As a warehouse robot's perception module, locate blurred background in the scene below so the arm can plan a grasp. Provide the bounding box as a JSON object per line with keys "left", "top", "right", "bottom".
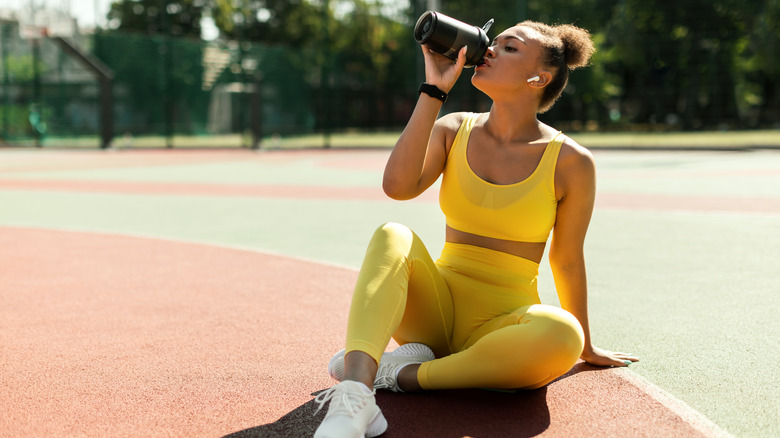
{"left": 0, "top": 0, "right": 778, "bottom": 148}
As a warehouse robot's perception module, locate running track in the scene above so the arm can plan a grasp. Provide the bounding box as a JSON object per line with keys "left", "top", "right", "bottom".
{"left": 3, "top": 147, "right": 776, "bottom": 437}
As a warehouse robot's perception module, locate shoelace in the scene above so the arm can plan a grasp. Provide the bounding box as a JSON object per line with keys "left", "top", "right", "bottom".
{"left": 313, "top": 385, "right": 372, "bottom": 417}
{"left": 375, "top": 356, "right": 419, "bottom": 392}
{"left": 373, "top": 374, "right": 395, "bottom": 391}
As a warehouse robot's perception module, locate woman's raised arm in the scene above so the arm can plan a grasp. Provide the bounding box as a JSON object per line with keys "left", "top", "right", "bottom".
{"left": 382, "top": 46, "right": 467, "bottom": 200}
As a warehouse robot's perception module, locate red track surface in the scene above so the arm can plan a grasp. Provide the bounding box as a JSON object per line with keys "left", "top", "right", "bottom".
{"left": 2, "top": 178, "right": 779, "bottom": 214}
{"left": 2, "top": 227, "right": 716, "bottom": 437}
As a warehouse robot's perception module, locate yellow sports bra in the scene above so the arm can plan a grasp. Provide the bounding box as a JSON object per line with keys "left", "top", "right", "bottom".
{"left": 439, "top": 113, "right": 563, "bottom": 243}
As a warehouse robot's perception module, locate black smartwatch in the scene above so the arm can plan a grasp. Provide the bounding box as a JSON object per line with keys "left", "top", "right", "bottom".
{"left": 418, "top": 83, "right": 448, "bottom": 103}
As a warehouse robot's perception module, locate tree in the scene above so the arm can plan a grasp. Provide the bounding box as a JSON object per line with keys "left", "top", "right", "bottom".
{"left": 206, "top": 0, "right": 418, "bottom": 128}
{"left": 737, "top": 0, "right": 780, "bottom": 124}
{"left": 107, "top": 0, "right": 205, "bottom": 38}
{"left": 328, "top": 0, "right": 417, "bottom": 127}
{"left": 209, "top": 0, "right": 323, "bottom": 45}
{"left": 99, "top": 0, "right": 779, "bottom": 131}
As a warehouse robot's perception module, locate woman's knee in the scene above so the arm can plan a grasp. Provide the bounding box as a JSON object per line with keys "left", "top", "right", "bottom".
{"left": 492, "top": 306, "right": 583, "bottom": 388}
{"left": 522, "top": 304, "right": 585, "bottom": 363}
{"left": 371, "top": 222, "right": 413, "bottom": 243}
{"left": 375, "top": 222, "right": 413, "bottom": 239}
{"left": 368, "top": 222, "right": 415, "bottom": 254}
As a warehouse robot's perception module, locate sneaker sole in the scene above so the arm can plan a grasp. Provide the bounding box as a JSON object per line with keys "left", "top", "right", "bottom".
{"left": 313, "top": 381, "right": 388, "bottom": 438}
{"left": 366, "top": 409, "right": 388, "bottom": 437}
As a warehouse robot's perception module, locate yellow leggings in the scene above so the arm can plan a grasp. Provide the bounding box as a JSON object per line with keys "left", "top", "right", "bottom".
{"left": 345, "top": 223, "right": 584, "bottom": 390}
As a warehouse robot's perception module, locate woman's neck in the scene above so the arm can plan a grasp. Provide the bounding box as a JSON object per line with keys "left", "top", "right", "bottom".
{"left": 484, "top": 99, "right": 543, "bottom": 144}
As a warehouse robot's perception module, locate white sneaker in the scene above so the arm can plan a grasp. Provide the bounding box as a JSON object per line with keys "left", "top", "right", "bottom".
{"left": 327, "top": 343, "right": 435, "bottom": 392}
{"left": 313, "top": 381, "right": 388, "bottom": 438}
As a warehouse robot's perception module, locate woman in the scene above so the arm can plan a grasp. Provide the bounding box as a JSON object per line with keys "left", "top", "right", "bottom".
{"left": 313, "top": 20, "right": 638, "bottom": 438}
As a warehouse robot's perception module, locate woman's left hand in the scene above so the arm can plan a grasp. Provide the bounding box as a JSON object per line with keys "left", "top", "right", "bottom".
{"left": 581, "top": 345, "right": 639, "bottom": 367}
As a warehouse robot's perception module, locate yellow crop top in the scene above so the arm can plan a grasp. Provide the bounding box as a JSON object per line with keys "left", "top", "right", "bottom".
{"left": 439, "top": 113, "right": 563, "bottom": 243}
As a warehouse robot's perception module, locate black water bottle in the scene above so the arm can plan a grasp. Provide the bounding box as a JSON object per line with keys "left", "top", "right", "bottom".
{"left": 414, "top": 11, "right": 494, "bottom": 68}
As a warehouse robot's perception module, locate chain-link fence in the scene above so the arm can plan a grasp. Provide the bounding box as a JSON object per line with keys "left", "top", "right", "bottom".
{"left": 1, "top": 2, "right": 778, "bottom": 148}
{"left": 0, "top": 25, "right": 424, "bottom": 148}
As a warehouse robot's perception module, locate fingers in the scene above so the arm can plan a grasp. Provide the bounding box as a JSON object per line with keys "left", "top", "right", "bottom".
{"left": 600, "top": 356, "right": 633, "bottom": 367}
{"left": 616, "top": 352, "right": 640, "bottom": 361}
{"left": 420, "top": 44, "right": 467, "bottom": 92}
{"left": 454, "top": 45, "right": 468, "bottom": 69}
{"left": 582, "top": 347, "right": 640, "bottom": 368}
{"left": 420, "top": 44, "right": 466, "bottom": 61}
{"left": 611, "top": 353, "right": 640, "bottom": 367}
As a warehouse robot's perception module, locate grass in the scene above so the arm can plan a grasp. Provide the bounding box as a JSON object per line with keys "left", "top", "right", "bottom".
{"left": 569, "top": 130, "right": 780, "bottom": 149}
{"left": 4, "top": 129, "right": 780, "bottom": 150}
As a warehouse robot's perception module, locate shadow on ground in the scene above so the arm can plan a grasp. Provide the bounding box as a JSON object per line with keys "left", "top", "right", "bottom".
{"left": 223, "top": 363, "right": 601, "bottom": 437}
{"left": 224, "top": 388, "right": 548, "bottom": 438}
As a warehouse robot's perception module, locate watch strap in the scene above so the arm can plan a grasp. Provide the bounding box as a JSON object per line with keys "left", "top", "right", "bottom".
{"left": 418, "top": 83, "right": 448, "bottom": 103}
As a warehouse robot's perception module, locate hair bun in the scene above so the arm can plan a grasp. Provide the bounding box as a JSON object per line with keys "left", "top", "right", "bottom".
{"left": 556, "top": 24, "right": 595, "bottom": 69}
{"left": 515, "top": 20, "right": 595, "bottom": 113}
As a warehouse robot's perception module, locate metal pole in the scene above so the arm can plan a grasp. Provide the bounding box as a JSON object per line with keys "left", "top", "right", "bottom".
{"left": 239, "top": 15, "right": 246, "bottom": 148}
{"left": 1, "top": 23, "right": 9, "bottom": 140}
{"left": 161, "top": 0, "right": 173, "bottom": 148}
{"left": 100, "top": 77, "right": 113, "bottom": 149}
{"left": 321, "top": 0, "right": 331, "bottom": 148}
{"left": 51, "top": 36, "right": 114, "bottom": 148}
{"left": 32, "top": 38, "right": 41, "bottom": 147}
{"left": 250, "top": 73, "right": 262, "bottom": 150}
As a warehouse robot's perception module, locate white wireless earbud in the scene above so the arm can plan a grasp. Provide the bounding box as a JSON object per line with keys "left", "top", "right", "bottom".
{"left": 527, "top": 75, "right": 541, "bottom": 83}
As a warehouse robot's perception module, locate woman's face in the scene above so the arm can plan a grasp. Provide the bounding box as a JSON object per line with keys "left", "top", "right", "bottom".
{"left": 472, "top": 25, "right": 545, "bottom": 94}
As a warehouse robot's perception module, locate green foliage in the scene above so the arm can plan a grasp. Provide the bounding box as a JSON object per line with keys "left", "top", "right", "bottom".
{"left": 107, "top": 0, "right": 205, "bottom": 37}
{"left": 15, "top": 0, "right": 770, "bottom": 142}
{"left": 208, "top": 0, "right": 413, "bottom": 84}
{"left": 4, "top": 54, "right": 43, "bottom": 81}
{"left": 430, "top": 0, "right": 778, "bottom": 128}
{"left": 98, "top": 0, "right": 780, "bottom": 129}
{"left": 210, "top": 0, "right": 323, "bottom": 45}
{"left": 0, "top": 105, "right": 35, "bottom": 137}
{"left": 331, "top": 1, "right": 410, "bottom": 85}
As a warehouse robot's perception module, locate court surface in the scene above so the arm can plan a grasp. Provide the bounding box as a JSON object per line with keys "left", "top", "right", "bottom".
{"left": 1, "top": 146, "right": 778, "bottom": 437}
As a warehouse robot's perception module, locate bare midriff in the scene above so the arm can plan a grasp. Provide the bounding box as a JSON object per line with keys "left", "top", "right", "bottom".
{"left": 445, "top": 225, "right": 546, "bottom": 264}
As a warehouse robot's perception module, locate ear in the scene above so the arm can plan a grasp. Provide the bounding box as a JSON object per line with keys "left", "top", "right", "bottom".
{"left": 528, "top": 71, "right": 553, "bottom": 88}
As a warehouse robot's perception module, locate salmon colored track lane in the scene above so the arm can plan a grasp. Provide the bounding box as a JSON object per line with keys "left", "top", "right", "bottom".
{"left": 0, "top": 179, "right": 411, "bottom": 202}
{"left": 1, "top": 227, "right": 712, "bottom": 437}
{"left": 2, "top": 178, "right": 779, "bottom": 214}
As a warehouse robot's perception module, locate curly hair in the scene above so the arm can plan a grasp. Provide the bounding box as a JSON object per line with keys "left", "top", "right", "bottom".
{"left": 517, "top": 21, "right": 595, "bottom": 113}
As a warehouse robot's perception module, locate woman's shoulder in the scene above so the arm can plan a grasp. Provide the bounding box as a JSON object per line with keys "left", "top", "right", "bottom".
{"left": 435, "top": 111, "right": 484, "bottom": 134}
{"left": 560, "top": 133, "right": 593, "bottom": 163}
{"left": 555, "top": 133, "right": 595, "bottom": 180}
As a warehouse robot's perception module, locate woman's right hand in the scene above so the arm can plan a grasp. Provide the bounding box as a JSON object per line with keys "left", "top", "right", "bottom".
{"left": 422, "top": 45, "right": 467, "bottom": 92}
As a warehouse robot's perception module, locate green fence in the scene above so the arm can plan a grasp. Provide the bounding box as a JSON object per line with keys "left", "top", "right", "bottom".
{"left": 93, "top": 32, "right": 315, "bottom": 144}
{"left": 0, "top": 26, "right": 421, "bottom": 148}
{"left": 1, "top": 1, "right": 779, "bottom": 148}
